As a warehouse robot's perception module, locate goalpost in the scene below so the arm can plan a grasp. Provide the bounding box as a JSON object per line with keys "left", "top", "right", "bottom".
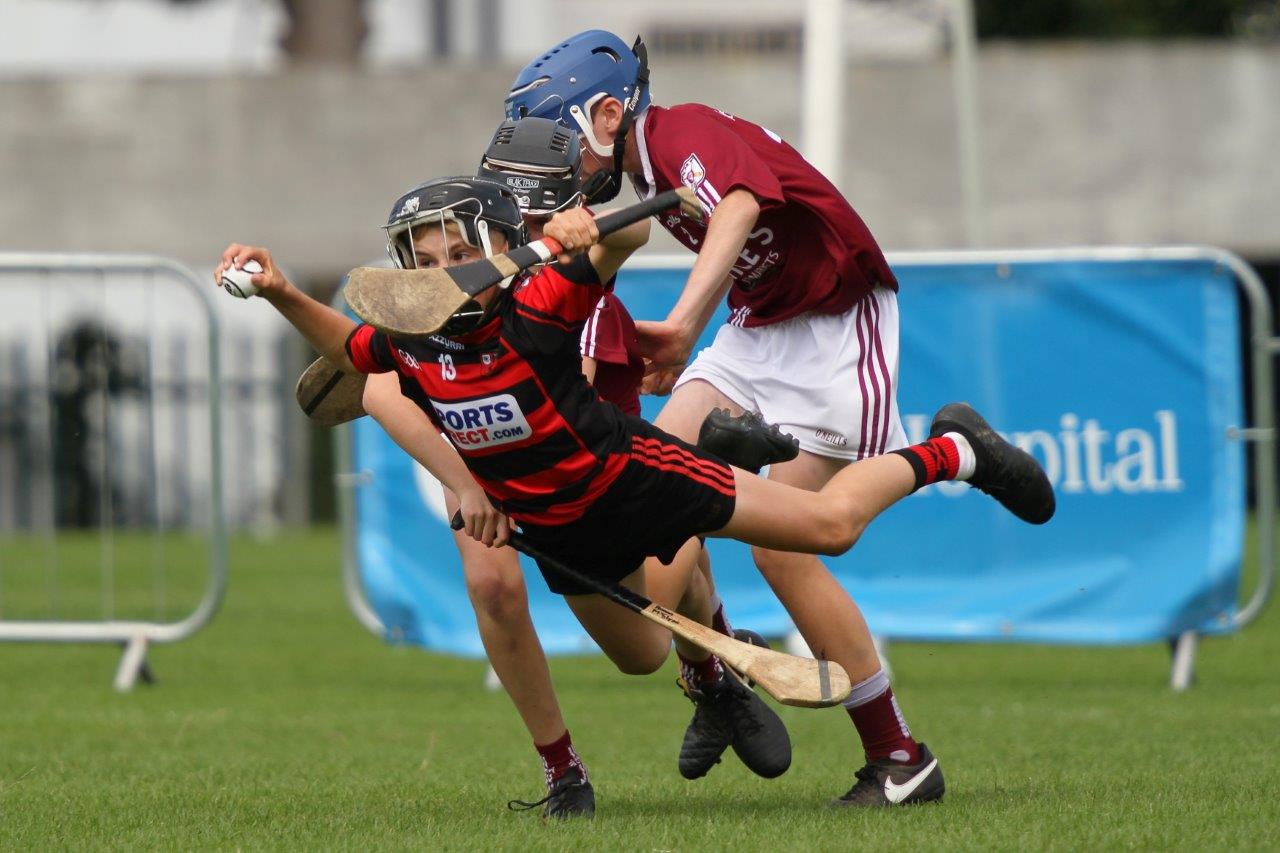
{"left": 801, "top": 0, "right": 986, "bottom": 246}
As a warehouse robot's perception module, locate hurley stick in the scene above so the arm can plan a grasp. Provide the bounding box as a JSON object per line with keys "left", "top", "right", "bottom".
{"left": 295, "top": 356, "right": 367, "bottom": 426}
{"left": 451, "top": 513, "right": 851, "bottom": 708}
{"left": 346, "top": 187, "right": 704, "bottom": 338}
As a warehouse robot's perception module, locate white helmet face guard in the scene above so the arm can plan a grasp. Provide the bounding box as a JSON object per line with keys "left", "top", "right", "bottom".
{"left": 384, "top": 196, "right": 498, "bottom": 270}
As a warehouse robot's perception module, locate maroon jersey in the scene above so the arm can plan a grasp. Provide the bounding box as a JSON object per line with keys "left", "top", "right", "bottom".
{"left": 579, "top": 292, "right": 643, "bottom": 416}
{"left": 346, "top": 255, "right": 631, "bottom": 526}
{"left": 632, "top": 104, "right": 897, "bottom": 328}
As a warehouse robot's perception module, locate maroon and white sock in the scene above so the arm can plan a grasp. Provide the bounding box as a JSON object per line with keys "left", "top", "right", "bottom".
{"left": 709, "top": 592, "right": 734, "bottom": 638}
{"left": 534, "top": 729, "right": 587, "bottom": 787}
{"left": 842, "top": 669, "right": 921, "bottom": 765}
{"left": 678, "top": 649, "right": 724, "bottom": 689}
{"left": 891, "top": 433, "right": 975, "bottom": 493}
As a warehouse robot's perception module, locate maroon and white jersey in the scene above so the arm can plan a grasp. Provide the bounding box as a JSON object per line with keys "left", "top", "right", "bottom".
{"left": 632, "top": 104, "right": 897, "bottom": 328}
{"left": 579, "top": 291, "right": 643, "bottom": 417}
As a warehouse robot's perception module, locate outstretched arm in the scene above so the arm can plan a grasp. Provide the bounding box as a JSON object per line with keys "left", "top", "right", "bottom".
{"left": 215, "top": 243, "right": 359, "bottom": 372}
{"left": 636, "top": 188, "right": 760, "bottom": 371}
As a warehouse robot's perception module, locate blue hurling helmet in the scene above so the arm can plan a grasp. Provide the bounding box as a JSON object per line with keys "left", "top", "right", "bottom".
{"left": 505, "top": 30, "right": 650, "bottom": 204}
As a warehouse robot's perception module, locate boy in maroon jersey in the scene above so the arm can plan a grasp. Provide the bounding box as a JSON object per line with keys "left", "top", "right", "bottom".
{"left": 503, "top": 29, "right": 994, "bottom": 805}
{"left": 216, "top": 176, "right": 1054, "bottom": 812}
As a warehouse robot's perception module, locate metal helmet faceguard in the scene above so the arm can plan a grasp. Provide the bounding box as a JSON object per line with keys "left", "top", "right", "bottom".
{"left": 477, "top": 117, "right": 584, "bottom": 216}
{"left": 504, "top": 30, "right": 650, "bottom": 204}
{"left": 382, "top": 177, "right": 528, "bottom": 336}
{"left": 383, "top": 176, "right": 527, "bottom": 270}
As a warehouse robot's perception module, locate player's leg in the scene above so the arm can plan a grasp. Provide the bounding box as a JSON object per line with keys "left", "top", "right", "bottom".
{"left": 750, "top": 451, "right": 884, "bottom": 678}
{"left": 652, "top": 378, "right": 741, "bottom": 615}
{"left": 563, "top": 541, "right": 788, "bottom": 780}
{"left": 703, "top": 400, "right": 1051, "bottom": 801}
{"left": 653, "top": 377, "right": 744, "bottom": 441}
{"left": 738, "top": 294, "right": 939, "bottom": 805}
{"left": 560, "top": 567, "right": 673, "bottom": 676}
{"left": 711, "top": 451, "right": 915, "bottom": 553}
{"left": 442, "top": 487, "right": 593, "bottom": 819}
{"left": 558, "top": 547, "right": 732, "bottom": 676}
{"left": 443, "top": 488, "right": 568, "bottom": 742}
{"left": 641, "top": 530, "right": 791, "bottom": 780}
{"left": 712, "top": 402, "right": 1054, "bottom": 551}
{"left": 748, "top": 450, "right": 937, "bottom": 801}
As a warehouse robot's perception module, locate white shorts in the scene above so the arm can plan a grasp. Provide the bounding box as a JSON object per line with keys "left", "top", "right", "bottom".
{"left": 675, "top": 288, "right": 907, "bottom": 461}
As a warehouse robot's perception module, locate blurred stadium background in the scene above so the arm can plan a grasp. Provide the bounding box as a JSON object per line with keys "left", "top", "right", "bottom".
{"left": 1, "top": 1, "right": 1278, "bottom": 847}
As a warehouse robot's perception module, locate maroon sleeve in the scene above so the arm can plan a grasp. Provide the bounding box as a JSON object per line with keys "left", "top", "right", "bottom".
{"left": 344, "top": 324, "right": 396, "bottom": 374}
{"left": 649, "top": 108, "right": 786, "bottom": 213}
{"left": 579, "top": 293, "right": 632, "bottom": 366}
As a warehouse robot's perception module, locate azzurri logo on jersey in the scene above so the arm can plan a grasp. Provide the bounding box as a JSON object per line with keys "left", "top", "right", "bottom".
{"left": 433, "top": 394, "right": 532, "bottom": 449}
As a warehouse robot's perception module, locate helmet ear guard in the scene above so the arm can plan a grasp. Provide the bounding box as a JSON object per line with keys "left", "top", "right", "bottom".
{"left": 581, "top": 37, "right": 649, "bottom": 204}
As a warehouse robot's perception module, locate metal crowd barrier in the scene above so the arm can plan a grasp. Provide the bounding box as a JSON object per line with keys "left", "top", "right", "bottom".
{"left": 0, "top": 254, "right": 227, "bottom": 691}
{"left": 335, "top": 246, "right": 1277, "bottom": 690}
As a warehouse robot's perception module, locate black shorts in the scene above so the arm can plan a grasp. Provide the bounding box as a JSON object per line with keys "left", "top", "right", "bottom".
{"left": 519, "top": 416, "right": 737, "bottom": 596}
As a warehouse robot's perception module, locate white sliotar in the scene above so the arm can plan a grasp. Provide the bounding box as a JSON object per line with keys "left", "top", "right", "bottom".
{"left": 221, "top": 259, "right": 263, "bottom": 298}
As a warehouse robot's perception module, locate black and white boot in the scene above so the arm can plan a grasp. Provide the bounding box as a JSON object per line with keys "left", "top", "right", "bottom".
{"left": 831, "top": 743, "right": 945, "bottom": 807}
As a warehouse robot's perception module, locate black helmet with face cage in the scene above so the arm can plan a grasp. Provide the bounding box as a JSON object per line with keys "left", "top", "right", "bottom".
{"left": 476, "top": 117, "right": 584, "bottom": 216}
{"left": 383, "top": 176, "right": 528, "bottom": 270}
{"left": 381, "top": 177, "right": 528, "bottom": 337}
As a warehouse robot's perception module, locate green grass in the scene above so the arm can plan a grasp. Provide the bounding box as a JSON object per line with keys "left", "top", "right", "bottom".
{"left": 1, "top": 528, "right": 1278, "bottom": 850}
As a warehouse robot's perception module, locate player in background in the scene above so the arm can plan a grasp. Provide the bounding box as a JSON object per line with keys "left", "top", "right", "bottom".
{"left": 505, "top": 29, "right": 950, "bottom": 806}
{"left": 474, "top": 118, "right": 790, "bottom": 792}
{"left": 474, "top": 120, "right": 788, "bottom": 786}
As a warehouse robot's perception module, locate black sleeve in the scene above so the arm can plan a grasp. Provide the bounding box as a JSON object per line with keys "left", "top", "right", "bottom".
{"left": 548, "top": 253, "right": 604, "bottom": 287}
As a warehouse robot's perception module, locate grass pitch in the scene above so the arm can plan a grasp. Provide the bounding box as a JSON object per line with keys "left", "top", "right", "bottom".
{"left": 0, "top": 528, "right": 1277, "bottom": 850}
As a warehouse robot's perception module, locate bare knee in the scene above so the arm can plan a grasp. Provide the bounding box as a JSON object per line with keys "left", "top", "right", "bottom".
{"left": 816, "top": 506, "right": 870, "bottom": 555}
{"left": 465, "top": 563, "right": 527, "bottom": 622}
{"left": 751, "top": 544, "right": 791, "bottom": 579}
{"left": 607, "top": 641, "right": 670, "bottom": 676}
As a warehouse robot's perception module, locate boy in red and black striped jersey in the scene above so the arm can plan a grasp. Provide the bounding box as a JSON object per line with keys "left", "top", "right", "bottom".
{"left": 215, "top": 178, "right": 1054, "bottom": 812}
{"left": 362, "top": 154, "right": 647, "bottom": 817}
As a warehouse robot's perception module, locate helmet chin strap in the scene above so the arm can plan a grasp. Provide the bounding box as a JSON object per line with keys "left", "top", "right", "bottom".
{"left": 579, "top": 36, "right": 650, "bottom": 205}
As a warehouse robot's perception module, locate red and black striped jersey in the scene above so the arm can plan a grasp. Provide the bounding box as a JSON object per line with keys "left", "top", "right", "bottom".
{"left": 345, "top": 255, "right": 631, "bottom": 525}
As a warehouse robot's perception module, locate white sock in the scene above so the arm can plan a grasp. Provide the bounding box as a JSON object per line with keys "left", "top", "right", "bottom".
{"left": 944, "top": 432, "right": 976, "bottom": 480}
{"left": 841, "top": 668, "right": 890, "bottom": 710}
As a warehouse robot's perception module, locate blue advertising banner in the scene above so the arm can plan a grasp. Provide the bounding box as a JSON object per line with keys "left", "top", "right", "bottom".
{"left": 349, "top": 252, "right": 1245, "bottom": 653}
